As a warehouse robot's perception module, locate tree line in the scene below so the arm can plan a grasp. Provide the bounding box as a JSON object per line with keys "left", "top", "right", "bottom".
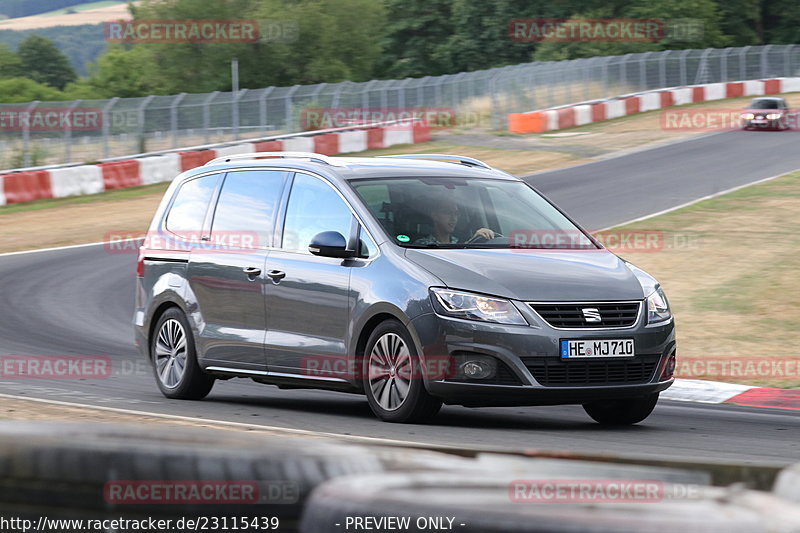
{"left": 0, "top": 0, "right": 798, "bottom": 103}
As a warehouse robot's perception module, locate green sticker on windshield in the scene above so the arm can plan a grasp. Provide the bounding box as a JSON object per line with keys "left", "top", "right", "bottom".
{"left": 396, "top": 234, "right": 411, "bottom": 243}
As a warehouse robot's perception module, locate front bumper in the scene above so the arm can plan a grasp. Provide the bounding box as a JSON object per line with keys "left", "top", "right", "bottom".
{"left": 743, "top": 118, "right": 783, "bottom": 129}
{"left": 410, "top": 303, "right": 675, "bottom": 407}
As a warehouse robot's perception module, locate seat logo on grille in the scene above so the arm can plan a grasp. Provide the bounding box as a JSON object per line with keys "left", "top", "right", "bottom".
{"left": 581, "top": 308, "right": 602, "bottom": 323}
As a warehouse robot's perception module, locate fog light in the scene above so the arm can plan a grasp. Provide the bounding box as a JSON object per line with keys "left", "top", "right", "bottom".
{"left": 454, "top": 354, "right": 497, "bottom": 380}
{"left": 662, "top": 353, "right": 676, "bottom": 380}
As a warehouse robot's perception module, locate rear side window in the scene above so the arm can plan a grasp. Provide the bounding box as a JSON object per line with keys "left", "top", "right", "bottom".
{"left": 211, "top": 170, "right": 290, "bottom": 249}
{"left": 165, "top": 174, "right": 221, "bottom": 237}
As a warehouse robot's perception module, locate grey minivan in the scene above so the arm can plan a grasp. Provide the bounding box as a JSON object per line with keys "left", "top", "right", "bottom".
{"left": 134, "top": 152, "right": 676, "bottom": 425}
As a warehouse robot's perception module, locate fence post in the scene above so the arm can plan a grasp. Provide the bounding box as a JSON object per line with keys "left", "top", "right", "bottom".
{"left": 284, "top": 85, "right": 300, "bottom": 132}
{"left": 740, "top": 46, "right": 751, "bottom": 80}
{"left": 679, "top": 49, "right": 692, "bottom": 85}
{"left": 260, "top": 87, "right": 275, "bottom": 133}
{"left": 232, "top": 88, "right": 248, "bottom": 140}
{"left": 489, "top": 70, "right": 503, "bottom": 130}
{"left": 720, "top": 47, "right": 732, "bottom": 81}
{"left": 397, "top": 78, "right": 411, "bottom": 110}
{"left": 783, "top": 44, "right": 793, "bottom": 77}
{"left": 136, "top": 95, "right": 155, "bottom": 154}
{"left": 761, "top": 44, "right": 773, "bottom": 78}
{"left": 330, "top": 82, "right": 345, "bottom": 109}
{"left": 695, "top": 48, "right": 712, "bottom": 85}
{"left": 101, "top": 97, "right": 118, "bottom": 159}
{"left": 659, "top": 50, "right": 668, "bottom": 88}
{"left": 360, "top": 80, "right": 377, "bottom": 115}
{"left": 640, "top": 52, "right": 652, "bottom": 90}
{"left": 170, "top": 93, "right": 187, "bottom": 148}
{"left": 202, "top": 91, "right": 219, "bottom": 144}
{"left": 63, "top": 99, "right": 81, "bottom": 163}
{"left": 581, "top": 59, "right": 590, "bottom": 100}
{"left": 22, "top": 100, "right": 39, "bottom": 167}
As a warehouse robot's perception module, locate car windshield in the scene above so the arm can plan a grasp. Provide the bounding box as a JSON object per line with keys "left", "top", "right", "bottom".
{"left": 350, "top": 176, "right": 597, "bottom": 249}
{"left": 749, "top": 99, "right": 781, "bottom": 109}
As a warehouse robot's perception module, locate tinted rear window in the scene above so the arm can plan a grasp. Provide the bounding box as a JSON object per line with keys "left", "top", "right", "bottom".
{"left": 165, "top": 174, "right": 221, "bottom": 237}
{"left": 211, "top": 170, "right": 289, "bottom": 248}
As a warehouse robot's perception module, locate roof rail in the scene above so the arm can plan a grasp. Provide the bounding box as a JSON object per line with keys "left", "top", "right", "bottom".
{"left": 204, "top": 151, "right": 343, "bottom": 167}
{"left": 378, "top": 154, "right": 493, "bottom": 170}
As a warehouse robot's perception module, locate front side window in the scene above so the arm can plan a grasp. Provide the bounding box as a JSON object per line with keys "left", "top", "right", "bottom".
{"left": 350, "top": 176, "right": 595, "bottom": 250}
{"left": 211, "top": 170, "right": 289, "bottom": 249}
{"left": 281, "top": 173, "right": 354, "bottom": 253}
{"left": 165, "top": 173, "right": 221, "bottom": 237}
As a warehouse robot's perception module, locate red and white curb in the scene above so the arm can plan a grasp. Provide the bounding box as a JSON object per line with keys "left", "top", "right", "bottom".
{"left": 0, "top": 121, "right": 432, "bottom": 207}
{"left": 508, "top": 77, "right": 800, "bottom": 133}
{"left": 664, "top": 379, "right": 800, "bottom": 411}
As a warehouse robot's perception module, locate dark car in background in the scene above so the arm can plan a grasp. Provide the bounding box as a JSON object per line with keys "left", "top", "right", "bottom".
{"left": 134, "top": 152, "right": 676, "bottom": 426}
{"left": 741, "top": 97, "right": 791, "bottom": 130}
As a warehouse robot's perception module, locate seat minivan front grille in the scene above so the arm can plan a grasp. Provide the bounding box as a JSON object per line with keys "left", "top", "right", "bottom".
{"left": 530, "top": 302, "right": 640, "bottom": 328}
{"left": 523, "top": 355, "right": 659, "bottom": 387}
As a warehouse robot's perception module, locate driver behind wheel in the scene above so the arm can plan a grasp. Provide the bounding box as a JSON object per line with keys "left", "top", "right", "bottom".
{"left": 415, "top": 193, "right": 495, "bottom": 245}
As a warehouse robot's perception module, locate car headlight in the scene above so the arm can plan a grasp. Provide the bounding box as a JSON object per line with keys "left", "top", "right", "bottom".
{"left": 741, "top": 113, "right": 754, "bottom": 120}
{"left": 430, "top": 288, "right": 527, "bottom": 325}
{"left": 766, "top": 113, "right": 781, "bottom": 120}
{"left": 646, "top": 286, "right": 672, "bottom": 325}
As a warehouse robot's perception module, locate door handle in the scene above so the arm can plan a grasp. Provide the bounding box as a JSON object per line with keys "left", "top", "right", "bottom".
{"left": 267, "top": 270, "right": 286, "bottom": 281}
{"left": 243, "top": 266, "right": 261, "bottom": 279}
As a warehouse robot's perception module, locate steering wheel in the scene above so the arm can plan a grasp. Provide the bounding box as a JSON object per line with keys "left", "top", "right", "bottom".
{"left": 465, "top": 231, "right": 504, "bottom": 244}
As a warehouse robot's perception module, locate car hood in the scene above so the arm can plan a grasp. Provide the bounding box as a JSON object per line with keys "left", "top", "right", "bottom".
{"left": 404, "top": 248, "right": 645, "bottom": 301}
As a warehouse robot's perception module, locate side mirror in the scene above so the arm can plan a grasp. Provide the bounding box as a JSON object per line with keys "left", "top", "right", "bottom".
{"left": 309, "top": 231, "right": 355, "bottom": 258}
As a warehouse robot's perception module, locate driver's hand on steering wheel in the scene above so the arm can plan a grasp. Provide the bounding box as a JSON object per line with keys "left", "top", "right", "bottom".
{"left": 473, "top": 228, "right": 496, "bottom": 240}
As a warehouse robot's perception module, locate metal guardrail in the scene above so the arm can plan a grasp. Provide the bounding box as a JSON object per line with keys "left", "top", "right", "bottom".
{"left": 3, "top": 45, "right": 800, "bottom": 168}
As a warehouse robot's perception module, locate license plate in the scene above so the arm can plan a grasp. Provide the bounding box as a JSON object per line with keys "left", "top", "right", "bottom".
{"left": 752, "top": 119, "right": 766, "bottom": 124}
{"left": 561, "top": 339, "right": 634, "bottom": 358}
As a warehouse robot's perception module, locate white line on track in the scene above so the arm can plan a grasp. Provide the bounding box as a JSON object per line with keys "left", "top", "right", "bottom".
{"left": 0, "top": 392, "right": 452, "bottom": 450}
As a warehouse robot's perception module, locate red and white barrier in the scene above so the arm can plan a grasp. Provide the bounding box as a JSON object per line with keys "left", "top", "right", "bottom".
{"left": 508, "top": 77, "right": 800, "bottom": 133}
{"left": 49, "top": 166, "right": 104, "bottom": 198}
{"left": 0, "top": 122, "right": 430, "bottom": 205}
{"left": 338, "top": 130, "right": 368, "bottom": 153}
{"left": 664, "top": 380, "right": 800, "bottom": 411}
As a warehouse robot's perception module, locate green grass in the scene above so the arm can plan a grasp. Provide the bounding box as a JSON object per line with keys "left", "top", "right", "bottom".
{"left": 0, "top": 181, "right": 169, "bottom": 215}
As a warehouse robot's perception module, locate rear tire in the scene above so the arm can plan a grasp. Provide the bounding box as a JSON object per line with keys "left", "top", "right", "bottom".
{"left": 363, "top": 320, "right": 442, "bottom": 423}
{"left": 583, "top": 393, "right": 659, "bottom": 425}
{"left": 150, "top": 307, "right": 214, "bottom": 400}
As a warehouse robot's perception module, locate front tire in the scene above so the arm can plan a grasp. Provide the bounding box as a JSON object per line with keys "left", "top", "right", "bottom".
{"left": 582, "top": 393, "right": 659, "bottom": 425}
{"left": 363, "top": 320, "right": 442, "bottom": 423}
{"left": 151, "top": 307, "right": 214, "bottom": 400}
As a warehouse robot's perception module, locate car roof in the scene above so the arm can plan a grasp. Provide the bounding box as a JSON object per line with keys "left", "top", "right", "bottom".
{"left": 189, "top": 152, "right": 521, "bottom": 182}
{"left": 750, "top": 96, "right": 785, "bottom": 101}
